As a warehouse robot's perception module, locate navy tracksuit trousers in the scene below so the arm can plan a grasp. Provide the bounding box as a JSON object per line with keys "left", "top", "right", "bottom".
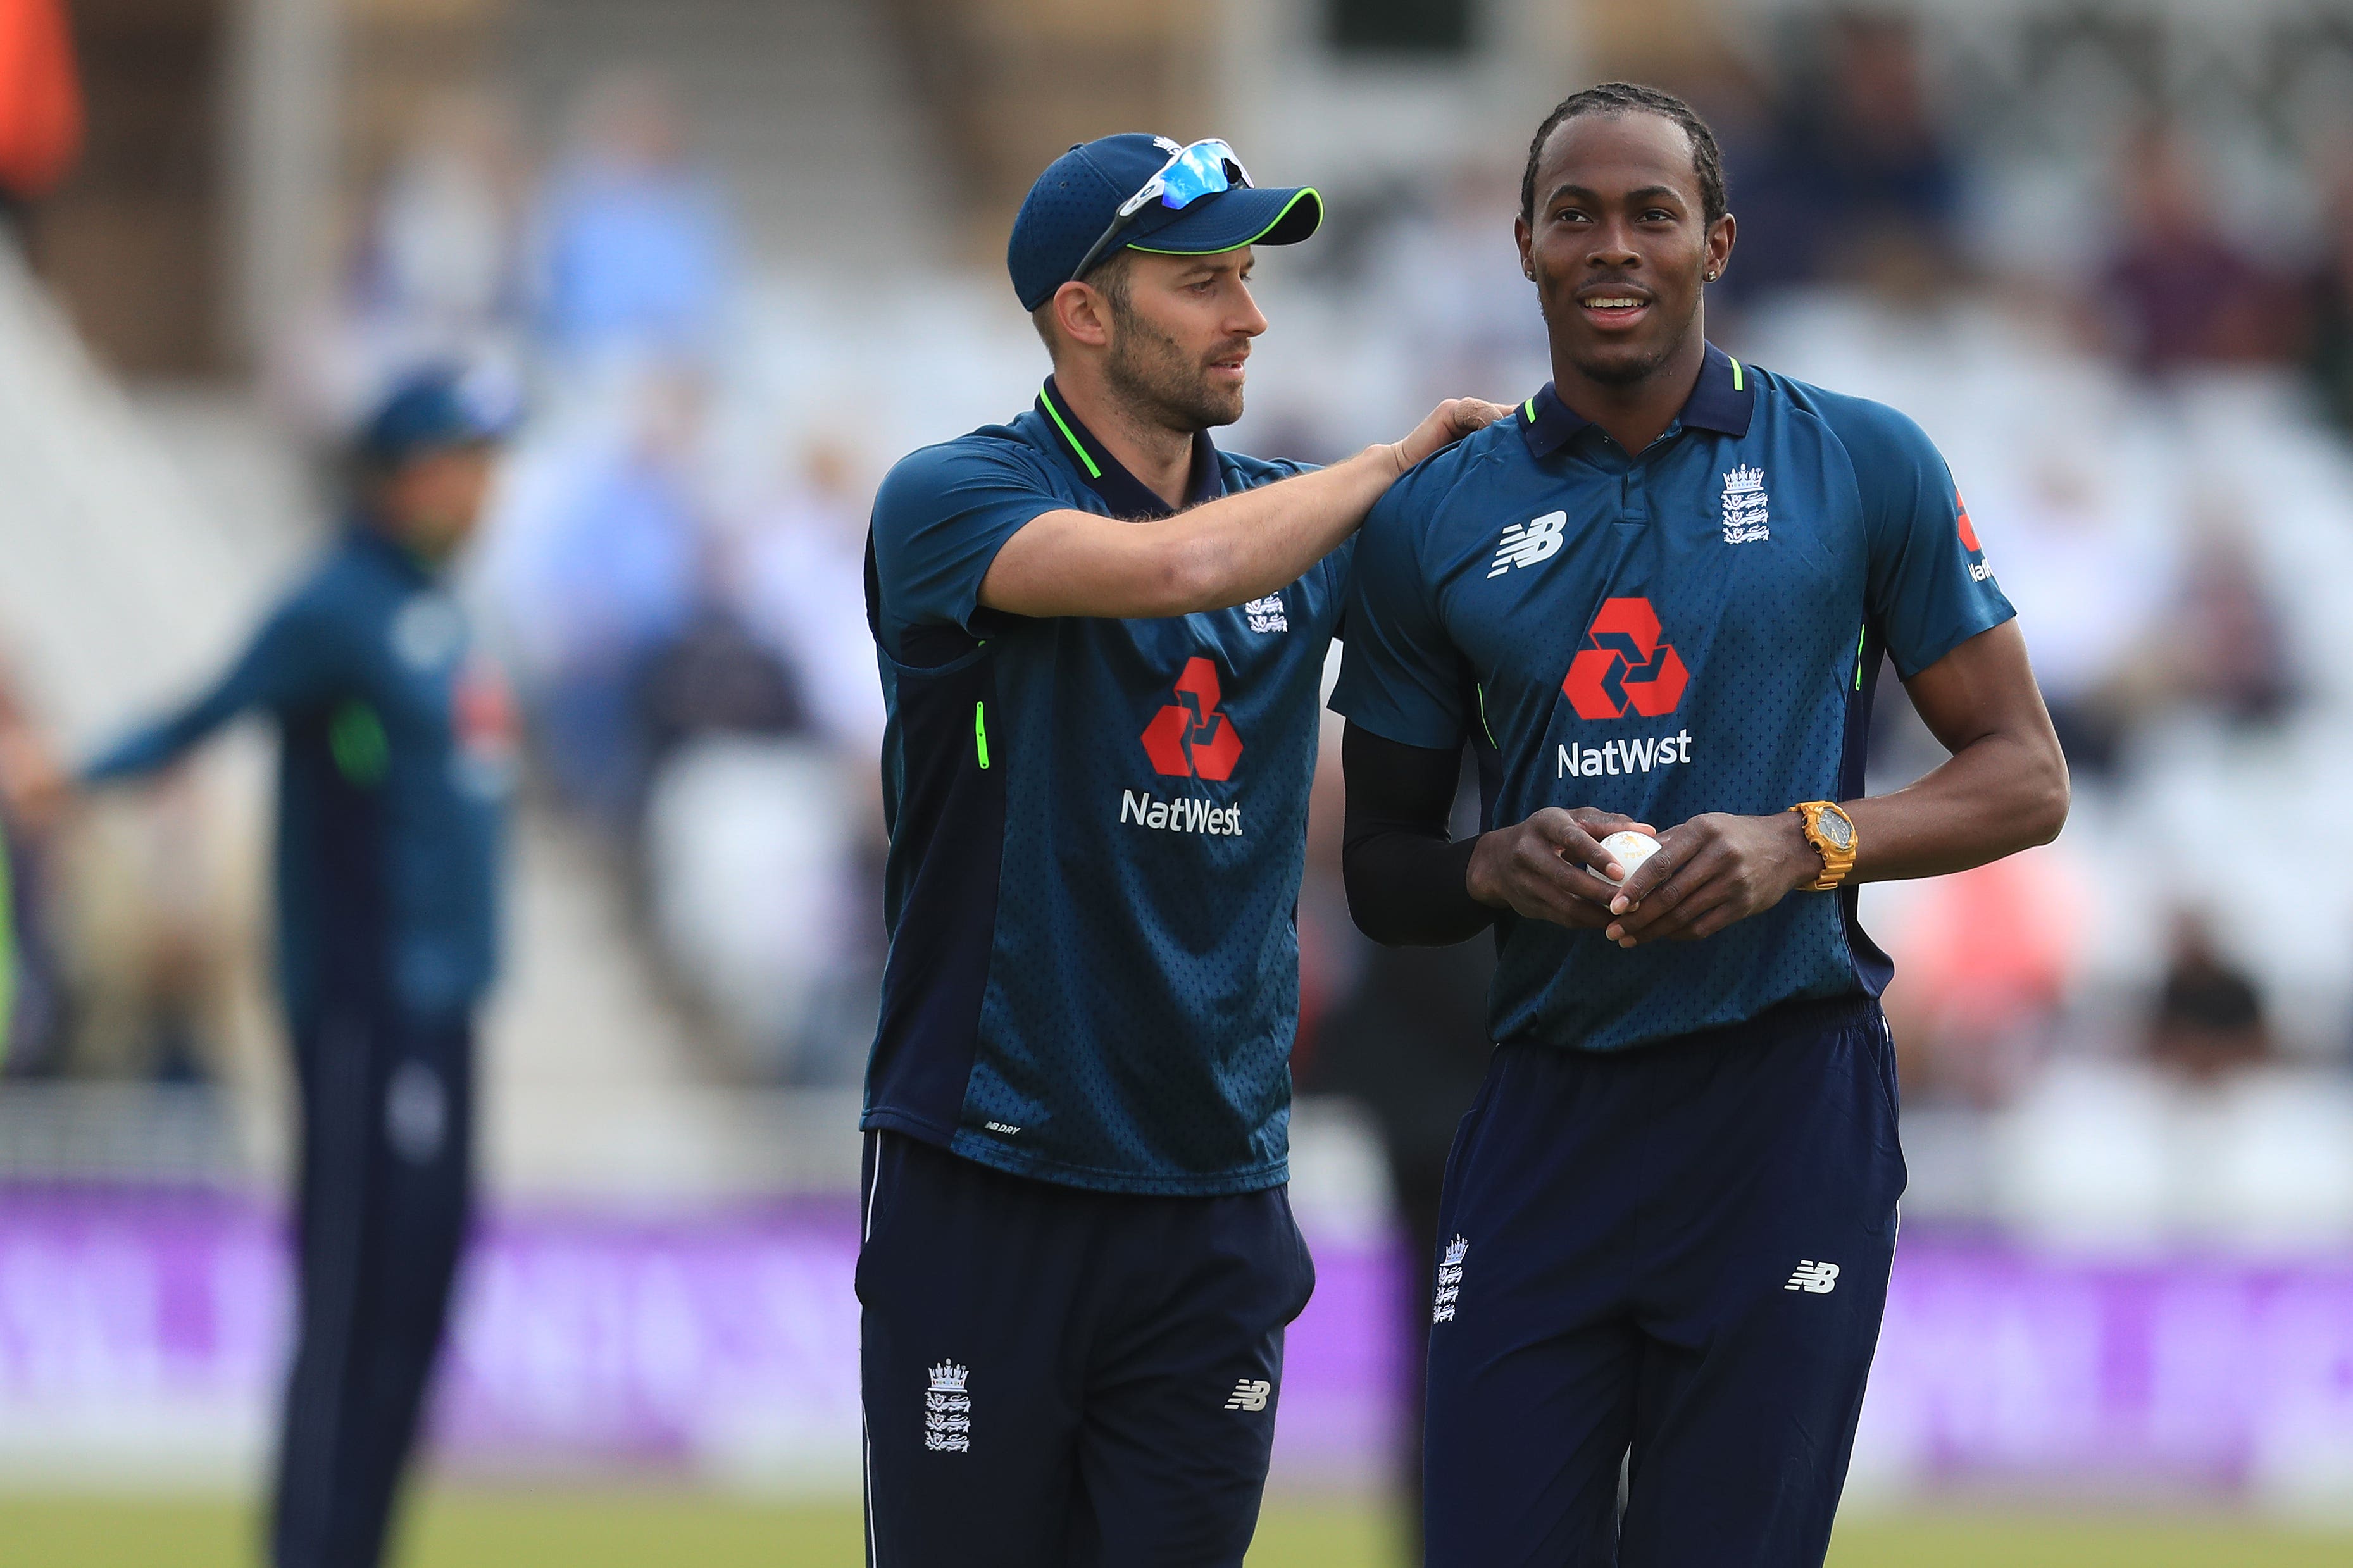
{"left": 858, "top": 1132, "right": 1318, "bottom": 1567}
{"left": 1422, "top": 997, "right": 1906, "bottom": 1568}
{"left": 271, "top": 1008, "right": 473, "bottom": 1568}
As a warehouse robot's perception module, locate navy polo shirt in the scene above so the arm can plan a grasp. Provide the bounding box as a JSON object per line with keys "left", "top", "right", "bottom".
{"left": 1331, "top": 345, "right": 2014, "bottom": 1053}
{"left": 864, "top": 377, "right": 1348, "bottom": 1195}
{"left": 84, "top": 525, "right": 509, "bottom": 1028}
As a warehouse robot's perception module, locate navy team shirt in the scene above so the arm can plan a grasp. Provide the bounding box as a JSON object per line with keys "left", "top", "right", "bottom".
{"left": 83, "top": 524, "right": 509, "bottom": 1030}
{"left": 1331, "top": 345, "right": 2014, "bottom": 1054}
{"left": 865, "top": 378, "right": 1345, "bottom": 1195}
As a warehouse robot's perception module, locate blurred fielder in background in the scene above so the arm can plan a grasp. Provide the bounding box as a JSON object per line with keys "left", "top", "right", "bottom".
{"left": 65, "top": 367, "right": 515, "bottom": 1568}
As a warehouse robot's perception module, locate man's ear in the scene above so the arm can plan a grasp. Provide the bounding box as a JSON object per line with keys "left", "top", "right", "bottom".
{"left": 1052, "top": 280, "right": 1115, "bottom": 352}
{"left": 1706, "top": 211, "right": 1737, "bottom": 282}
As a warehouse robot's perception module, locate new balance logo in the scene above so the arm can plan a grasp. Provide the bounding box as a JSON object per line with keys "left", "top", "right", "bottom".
{"left": 1489, "top": 511, "right": 1566, "bottom": 577}
{"left": 1785, "top": 1260, "right": 1840, "bottom": 1295}
{"left": 1433, "top": 1234, "right": 1469, "bottom": 1323}
{"left": 1224, "top": 1378, "right": 1271, "bottom": 1412}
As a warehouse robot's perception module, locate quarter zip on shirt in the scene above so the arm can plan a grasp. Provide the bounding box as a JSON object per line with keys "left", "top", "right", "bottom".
{"left": 1621, "top": 467, "right": 1650, "bottom": 526}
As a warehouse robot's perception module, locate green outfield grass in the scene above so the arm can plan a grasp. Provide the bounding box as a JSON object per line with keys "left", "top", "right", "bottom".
{"left": 1, "top": 1491, "right": 2348, "bottom": 1567}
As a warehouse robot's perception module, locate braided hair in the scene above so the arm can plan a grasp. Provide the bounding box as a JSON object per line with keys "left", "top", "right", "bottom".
{"left": 1519, "top": 82, "right": 1728, "bottom": 227}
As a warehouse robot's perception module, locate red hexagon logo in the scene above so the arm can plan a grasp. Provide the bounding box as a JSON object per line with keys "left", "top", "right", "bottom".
{"left": 1141, "top": 656, "right": 1243, "bottom": 780}
{"left": 1561, "top": 597, "right": 1689, "bottom": 720}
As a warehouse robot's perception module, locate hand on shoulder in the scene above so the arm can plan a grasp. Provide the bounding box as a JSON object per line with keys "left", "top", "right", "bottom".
{"left": 1388, "top": 398, "right": 1516, "bottom": 475}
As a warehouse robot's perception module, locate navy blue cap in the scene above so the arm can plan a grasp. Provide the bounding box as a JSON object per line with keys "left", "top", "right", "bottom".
{"left": 356, "top": 364, "right": 521, "bottom": 469}
{"left": 1008, "top": 134, "right": 1323, "bottom": 311}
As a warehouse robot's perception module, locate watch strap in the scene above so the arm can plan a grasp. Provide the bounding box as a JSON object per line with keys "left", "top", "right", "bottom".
{"left": 1790, "top": 800, "right": 1857, "bottom": 892}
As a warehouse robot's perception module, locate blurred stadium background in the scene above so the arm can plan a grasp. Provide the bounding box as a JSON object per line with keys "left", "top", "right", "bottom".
{"left": 5, "top": 0, "right": 2353, "bottom": 1562}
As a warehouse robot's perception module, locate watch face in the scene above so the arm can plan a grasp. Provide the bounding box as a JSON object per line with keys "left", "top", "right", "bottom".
{"left": 1819, "top": 810, "right": 1854, "bottom": 850}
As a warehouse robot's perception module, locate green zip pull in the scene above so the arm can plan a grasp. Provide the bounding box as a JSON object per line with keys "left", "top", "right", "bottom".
{"left": 974, "top": 700, "right": 990, "bottom": 769}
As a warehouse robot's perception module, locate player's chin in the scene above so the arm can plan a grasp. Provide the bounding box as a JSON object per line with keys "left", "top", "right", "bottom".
{"left": 1568, "top": 337, "right": 1670, "bottom": 387}
{"left": 1184, "top": 376, "right": 1247, "bottom": 429}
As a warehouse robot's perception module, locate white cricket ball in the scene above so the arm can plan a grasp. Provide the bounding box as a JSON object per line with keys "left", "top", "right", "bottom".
{"left": 1598, "top": 830, "right": 1661, "bottom": 885}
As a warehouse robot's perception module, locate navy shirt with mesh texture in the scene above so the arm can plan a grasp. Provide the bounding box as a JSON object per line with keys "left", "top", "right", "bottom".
{"left": 864, "top": 378, "right": 1345, "bottom": 1195}
{"left": 1330, "top": 345, "right": 2014, "bottom": 1054}
{"left": 82, "top": 525, "right": 508, "bottom": 1029}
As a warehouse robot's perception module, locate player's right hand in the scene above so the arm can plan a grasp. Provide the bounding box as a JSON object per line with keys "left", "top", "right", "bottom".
{"left": 1465, "top": 806, "right": 1656, "bottom": 930}
{"left": 0, "top": 740, "right": 80, "bottom": 831}
{"left": 1389, "top": 398, "right": 1514, "bottom": 475}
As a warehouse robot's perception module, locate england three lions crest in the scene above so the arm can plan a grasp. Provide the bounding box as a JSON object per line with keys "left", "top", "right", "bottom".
{"left": 1721, "top": 463, "right": 1769, "bottom": 544}
{"left": 925, "top": 1360, "right": 972, "bottom": 1453}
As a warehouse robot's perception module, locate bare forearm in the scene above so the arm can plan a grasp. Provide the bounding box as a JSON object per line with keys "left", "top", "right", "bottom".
{"left": 980, "top": 396, "right": 1508, "bottom": 621}
{"left": 1596, "top": 623, "right": 2069, "bottom": 946}
{"left": 1154, "top": 445, "right": 1402, "bottom": 613}
{"left": 1846, "top": 728, "right": 2068, "bottom": 883}
{"left": 1849, "top": 622, "right": 2071, "bottom": 883}
{"left": 982, "top": 445, "right": 1397, "bottom": 620}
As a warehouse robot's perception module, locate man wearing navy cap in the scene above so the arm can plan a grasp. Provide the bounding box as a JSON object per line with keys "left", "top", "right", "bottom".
{"left": 1332, "top": 85, "right": 2069, "bottom": 1564}
{"left": 71, "top": 367, "right": 516, "bottom": 1568}
{"left": 858, "top": 132, "right": 1505, "bottom": 1564}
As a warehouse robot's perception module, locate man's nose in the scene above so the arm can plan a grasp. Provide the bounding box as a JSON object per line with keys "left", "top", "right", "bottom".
{"left": 1584, "top": 220, "right": 1642, "bottom": 269}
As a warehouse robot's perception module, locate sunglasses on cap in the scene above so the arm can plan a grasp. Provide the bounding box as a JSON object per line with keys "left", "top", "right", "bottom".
{"left": 1070, "top": 139, "right": 1254, "bottom": 285}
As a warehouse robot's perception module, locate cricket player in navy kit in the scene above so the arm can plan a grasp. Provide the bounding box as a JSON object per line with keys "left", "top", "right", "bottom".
{"left": 1332, "top": 86, "right": 2071, "bottom": 1565}
{"left": 73, "top": 370, "right": 513, "bottom": 1568}
{"left": 860, "top": 134, "right": 1504, "bottom": 1565}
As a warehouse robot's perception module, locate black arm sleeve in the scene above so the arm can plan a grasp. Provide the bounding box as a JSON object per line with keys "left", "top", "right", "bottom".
{"left": 1340, "top": 721, "right": 1494, "bottom": 947}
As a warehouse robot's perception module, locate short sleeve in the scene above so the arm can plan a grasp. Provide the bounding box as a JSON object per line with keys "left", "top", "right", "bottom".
{"left": 869, "top": 439, "right": 1063, "bottom": 656}
{"left": 1819, "top": 394, "right": 2017, "bottom": 679}
{"left": 1327, "top": 479, "right": 1468, "bottom": 749}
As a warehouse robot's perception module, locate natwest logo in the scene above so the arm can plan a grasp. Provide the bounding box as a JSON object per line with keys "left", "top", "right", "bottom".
{"left": 1957, "top": 488, "right": 1997, "bottom": 582}
{"left": 1562, "top": 597, "right": 1689, "bottom": 720}
{"left": 1142, "top": 657, "right": 1243, "bottom": 780}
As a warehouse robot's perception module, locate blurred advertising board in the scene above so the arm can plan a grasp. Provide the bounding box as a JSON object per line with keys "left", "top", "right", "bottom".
{"left": 1, "top": 1187, "right": 2350, "bottom": 1510}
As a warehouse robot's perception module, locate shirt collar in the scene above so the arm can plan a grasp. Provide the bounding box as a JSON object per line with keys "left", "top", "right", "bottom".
{"left": 347, "top": 511, "right": 439, "bottom": 583}
{"left": 1035, "top": 376, "right": 1223, "bottom": 519}
{"left": 1516, "top": 342, "right": 1757, "bottom": 460}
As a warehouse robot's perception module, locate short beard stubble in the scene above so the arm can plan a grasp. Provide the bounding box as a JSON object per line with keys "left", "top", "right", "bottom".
{"left": 1103, "top": 296, "right": 1245, "bottom": 433}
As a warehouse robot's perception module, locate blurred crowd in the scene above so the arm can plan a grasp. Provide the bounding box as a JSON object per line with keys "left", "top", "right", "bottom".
{"left": 11, "top": 9, "right": 2353, "bottom": 1153}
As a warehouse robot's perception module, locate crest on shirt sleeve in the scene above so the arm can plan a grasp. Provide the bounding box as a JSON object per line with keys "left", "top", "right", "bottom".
{"left": 1720, "top": 463, "right": 1770, "bottom": 544}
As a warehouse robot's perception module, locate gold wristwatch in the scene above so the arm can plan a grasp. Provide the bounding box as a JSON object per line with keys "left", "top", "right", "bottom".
{"left": 1788, "top": 801, "right": 1858, "bottom": 892}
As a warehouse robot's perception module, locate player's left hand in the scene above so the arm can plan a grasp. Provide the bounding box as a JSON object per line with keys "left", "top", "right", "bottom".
{"left": 1601, "top": 811, "right": 1819, "bottom": 947}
